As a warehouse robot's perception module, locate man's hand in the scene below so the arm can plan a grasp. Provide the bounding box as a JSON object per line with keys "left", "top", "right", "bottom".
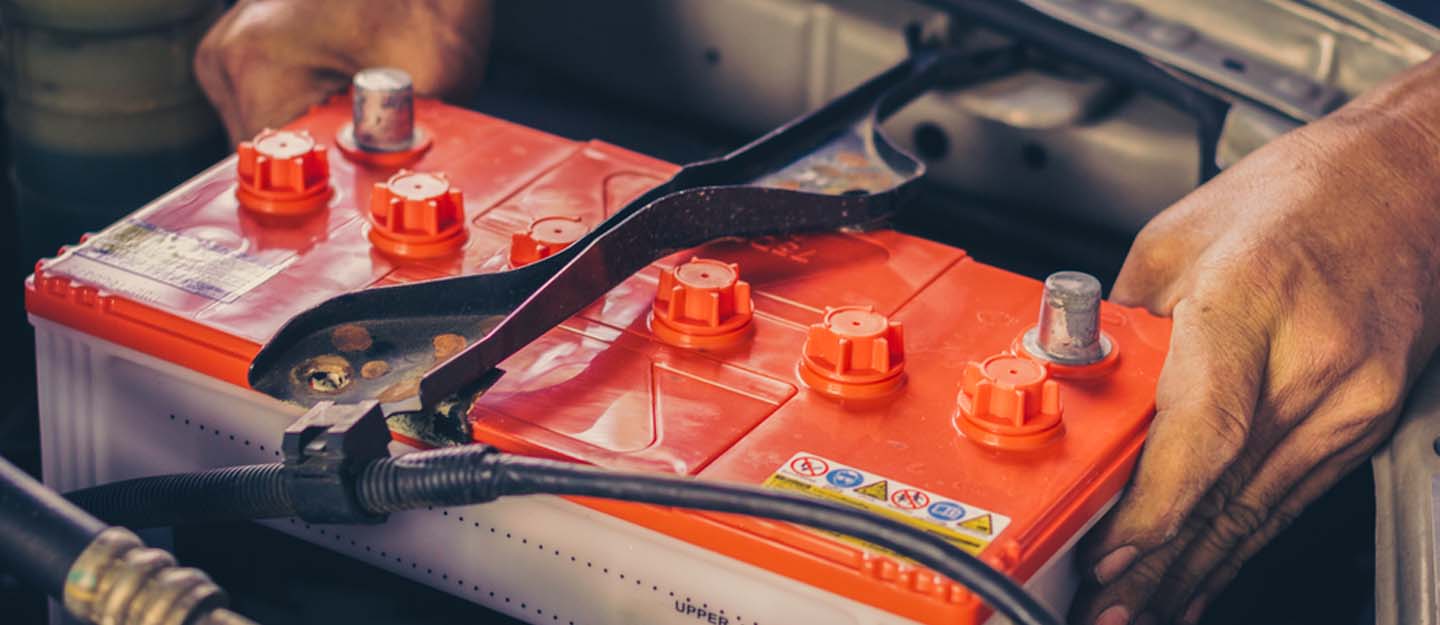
{"left": 194, "top": 0, "right": 494, "bottom": 145}
{"left": 1073, "top": 55, "right": 1440, "bottom": 625}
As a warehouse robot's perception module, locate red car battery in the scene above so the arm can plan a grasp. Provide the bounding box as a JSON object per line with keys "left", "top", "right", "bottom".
{"left": 29, "top": 80, "right": 1171, "bottom": 625}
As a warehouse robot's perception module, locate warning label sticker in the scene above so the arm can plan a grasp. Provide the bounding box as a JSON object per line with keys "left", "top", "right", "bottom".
{"left": 764, "top": 452, "right": 1011, "bottom": 556}
{"left": 73, "top": 220, "right": 288, "bottom": 303}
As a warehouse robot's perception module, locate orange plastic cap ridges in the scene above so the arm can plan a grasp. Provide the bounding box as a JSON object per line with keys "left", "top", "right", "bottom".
{"left": 368, "top": 170, "right": 468, "bottom": 259}
{"left": 235, "top": 129, "right": 334, "bottom": 216}
{"left": 799, "top": 305, "right": 905, "bottom": 399}
{"left": 509, "top": 215, "right": 588, "bottom": 267}
{"left": 651, "top": 258, "right": 754, "bottom": 349}
{"left": 955, "top": 355, "right": 1064, "bottom": 450}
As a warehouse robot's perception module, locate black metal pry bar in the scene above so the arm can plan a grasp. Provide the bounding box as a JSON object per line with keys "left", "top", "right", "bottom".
{"left": 247, "top": 45, "right": 1020, "bottom": 414}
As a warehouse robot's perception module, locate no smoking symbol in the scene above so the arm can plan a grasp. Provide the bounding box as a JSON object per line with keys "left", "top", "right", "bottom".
{"left": 891, "top": 488, "right": 930, "bottom": 510}
{"left": 789, "top": 456, "right": 829, "bottom": 477}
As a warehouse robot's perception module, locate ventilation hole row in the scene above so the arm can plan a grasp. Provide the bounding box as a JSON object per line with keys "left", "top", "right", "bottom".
{"left": 169, "top": 413, "right": 278, "bottom": 457}
{"left": 169, "top": 412, "right": 757, "bottom": 624}
{"left": 284, "top": 518, "right": 575, "bottom": 623}
{"left": 442, "top": 506, "right": 760, "bottom": 625}
{"left": 168, "top": 413, "right": 569, "bottom": 621}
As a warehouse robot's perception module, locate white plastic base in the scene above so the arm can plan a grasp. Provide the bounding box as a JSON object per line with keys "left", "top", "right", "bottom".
{"left": 35, "top": 317, "right": 1092, "bottom": 625}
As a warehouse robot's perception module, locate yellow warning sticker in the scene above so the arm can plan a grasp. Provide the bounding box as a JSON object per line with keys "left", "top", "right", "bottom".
{"left": 764, "top": 452, "right": 1011, "bottom": 556}
{"left": 855, "top": 480, "right": 889, "bottom": 501}
{"left": 960, "top": 513, "right": 994, "bottom": 536}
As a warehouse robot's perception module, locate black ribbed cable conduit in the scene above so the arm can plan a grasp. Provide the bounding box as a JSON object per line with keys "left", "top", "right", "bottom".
{"left": 69, "top": 445, "right": 1061, "bottom": 625}
{"left": 66, "top": 464, "right": 292, "bottom": 528}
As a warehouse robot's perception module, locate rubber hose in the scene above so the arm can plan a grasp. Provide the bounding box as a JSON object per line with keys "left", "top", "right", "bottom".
{"left": 0, "top": 455, "right": 107, "bottom": 596}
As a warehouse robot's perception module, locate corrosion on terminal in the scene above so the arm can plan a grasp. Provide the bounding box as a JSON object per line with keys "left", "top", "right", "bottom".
{"left": 361, "top": 360, "right": 390, "bottom": 379}
{"left": 293, "top": 355, "right": 354, "bottom": 394}
{"left": 331, "top": 324, "right": 373, "bottom": 352}
{"left": 433, "top": 333, "right": 467, "bottom": 361}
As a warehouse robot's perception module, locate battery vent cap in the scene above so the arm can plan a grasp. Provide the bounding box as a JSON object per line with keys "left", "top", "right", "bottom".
{"left": 509, "top": 215, "right": 587, "bottom": 267}
{"left": 651, "top": 258, "right": 753, "bottom": 349}
{"left": 236, "top": 128, "right": 334, "bottom": 216}
{"left": 368, "top": 170, "right": 467, "bottom": 259}
{"left": 799, "top": 305, "right": 905, "bottom": 399}
{"left": 955, "top": 355, "right": 1064, "bottom": 450}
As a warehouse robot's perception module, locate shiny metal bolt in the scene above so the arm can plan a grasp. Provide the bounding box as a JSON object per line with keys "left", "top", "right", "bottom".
{"left": 352, "top": 67, "right": 416, "bottom": 152}
{"left": 1023, "top": 271, "right": 1111, "bottom": 365}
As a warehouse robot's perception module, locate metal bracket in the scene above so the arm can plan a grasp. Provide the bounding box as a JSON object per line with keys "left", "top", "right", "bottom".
{"left": 247, "top": 45, "right": 1022, "bottom": 411}
{"left": 1018, "top": 0, "right": 1347, "bottom": 121}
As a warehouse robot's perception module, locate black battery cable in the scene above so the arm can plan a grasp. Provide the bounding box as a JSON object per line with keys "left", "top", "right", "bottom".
{"left": 68, "top": 441, "right": 1062, "bottom": 625}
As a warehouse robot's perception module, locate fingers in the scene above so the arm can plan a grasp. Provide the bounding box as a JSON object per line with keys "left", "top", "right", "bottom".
{"left": 194, "top": 3, "right": 343, "bottom": 144}
{"left": 1069, "top": 519, "right": 1204, "bottom": 625}
{"left": 1110, "top": 182, "right": 1245, "bottom": 313}
{"left": 1081, "top": 296, "right": 1268, "bottom": 571}
{"left": 1111, "top": 222, "right": 1192, "bottom": 312}
{"left": 1090, "top": 356, "right": 1404, "bottom": 623}
{"left": 1173, "top": 449, "right": 1374, "bottom": 624}
{"left": 193, "top": 0, "right": 496, "bottom": 146}
{"left": 230, "top": 62, "right": 346, "bottom": 142}
{"left": 1142, "top": 432, "right": 1347, "bottom": 621}
{"left": 1149, "top": 377, "right": 1401, "bottom": 622}
{"left": 1070, "top": 436, "right": 1272, "bottom": 625}
{"left": 1072, "top": 297, "right": 1268, "bottom": 624}
{"left": 1068, "top": 424, "right": 1287, "bottom": 625}
{"left": 193, "top": 9, "right": 245, "bottom": 143}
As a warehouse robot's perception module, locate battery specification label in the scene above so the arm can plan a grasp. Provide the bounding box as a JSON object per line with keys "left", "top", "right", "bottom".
{"left": 72, "top": 220, "right": 289, "bottom": 303}
{"left": 764, "top": 452, "right": 1010, "bottom": 556}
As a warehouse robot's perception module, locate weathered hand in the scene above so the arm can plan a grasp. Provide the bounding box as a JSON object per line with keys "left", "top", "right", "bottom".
{"left": 1072, "top": 54, "right": 1440, "bottom": 625}
{"left": 194, "top": 0, "right": 494, "bottom": 144}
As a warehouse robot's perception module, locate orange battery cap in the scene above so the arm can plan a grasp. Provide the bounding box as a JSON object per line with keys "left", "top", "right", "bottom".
{"left": 368, "top": 170, "right": 468, "bottom": 259}
{"left": 509, "top": 215, "right": 588, "bottom": 267}
{"left": 955, "top": 355, "right": 1064, "bottom": 450}
{"left": 235, "top": 128, "right": 334, "bottom": 216}
{"left": 798, "top": 305, "right": 905, "bottom": 399}
{"left": 651, "top": 257, "right": 754, "bottom": 349}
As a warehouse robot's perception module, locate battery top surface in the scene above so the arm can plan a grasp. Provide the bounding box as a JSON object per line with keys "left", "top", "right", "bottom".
{"left": 27, "top": 97, "right": 1171, "bottom": 624}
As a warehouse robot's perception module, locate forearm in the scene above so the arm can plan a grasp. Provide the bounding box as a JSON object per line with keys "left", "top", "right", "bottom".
{"left": 1341, "top": 52, "right": 1440, "bottom": 135}
{"left": 1316, "top": 52, "right": 1440, "bottom": 211}
{"left": 1289, "top": 52, "right": 1440, "bottom": 310}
